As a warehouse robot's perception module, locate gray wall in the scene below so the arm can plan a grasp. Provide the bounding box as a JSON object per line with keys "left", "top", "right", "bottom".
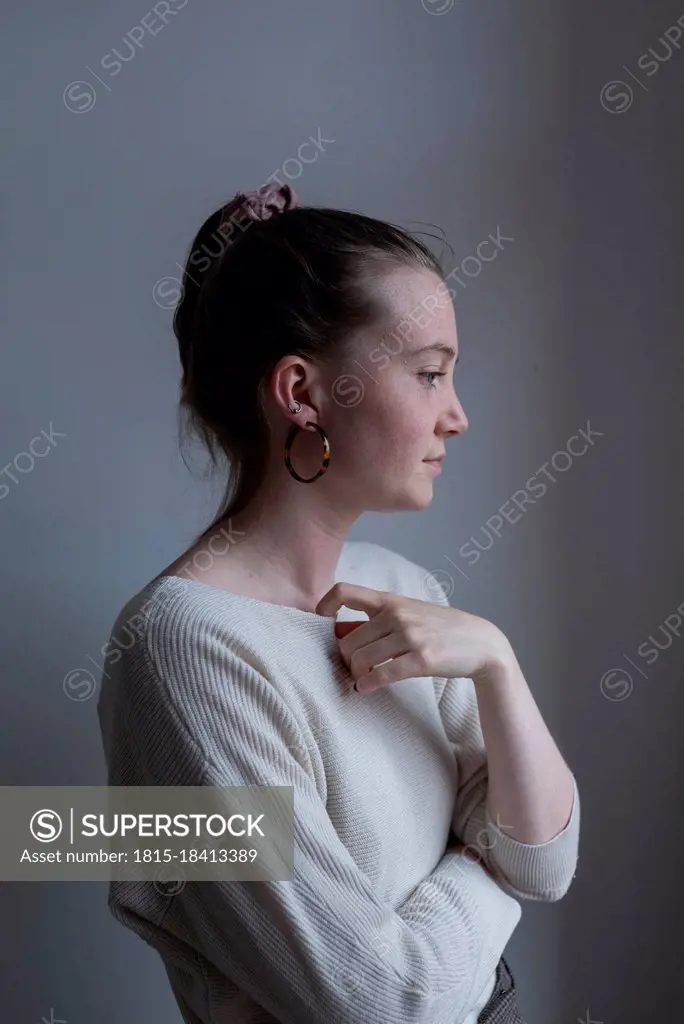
{"left": 2, "top": 0, "right": 683, "bottom": 1021}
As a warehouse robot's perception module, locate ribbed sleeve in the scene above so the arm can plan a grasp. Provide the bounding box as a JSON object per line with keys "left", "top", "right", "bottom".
{"left": 104, "top": 614, "right": 522, "bottom": 1024}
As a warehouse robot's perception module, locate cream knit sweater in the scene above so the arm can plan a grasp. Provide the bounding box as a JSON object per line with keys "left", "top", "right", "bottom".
{"left": 97, "top": 540, "right": 580, "bottom": 1024}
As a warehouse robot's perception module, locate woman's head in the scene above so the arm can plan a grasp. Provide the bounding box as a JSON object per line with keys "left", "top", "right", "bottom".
{"left": 174, "top": 185, "right": 468, "bottom": 538}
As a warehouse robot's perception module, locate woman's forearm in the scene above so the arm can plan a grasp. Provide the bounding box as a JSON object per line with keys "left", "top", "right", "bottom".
{"left": 472, "top": 646, "right": 576, "bottom": 845}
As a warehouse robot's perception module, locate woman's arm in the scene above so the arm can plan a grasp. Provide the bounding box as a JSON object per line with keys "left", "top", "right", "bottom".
{"left": 438, "top": 670, "right": 580, "bottom": 901}
{"left": 471, "top": 646, "right": 577, "bottom": 846}
{"left": 421, "top": 566, "right": 580, "bottom": 900}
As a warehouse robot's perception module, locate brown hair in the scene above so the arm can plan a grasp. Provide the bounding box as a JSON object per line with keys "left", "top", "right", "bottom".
{"left": 173, "top": 199, "right": 449, "bottom": 541}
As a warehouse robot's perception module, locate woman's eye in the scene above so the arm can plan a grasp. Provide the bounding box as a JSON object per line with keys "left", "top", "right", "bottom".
{"left": 418, "top": 371, "right": 447, "bottom": 389}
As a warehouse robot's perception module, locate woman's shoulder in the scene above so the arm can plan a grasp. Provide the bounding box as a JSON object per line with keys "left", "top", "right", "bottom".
{"left": 98, "top": 576, "right": 276, "bottom": 738}
{"left": 108, "top": 572, "right": 250, "bottom": 656}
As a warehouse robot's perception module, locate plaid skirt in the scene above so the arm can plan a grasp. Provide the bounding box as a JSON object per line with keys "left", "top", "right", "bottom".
{"left": 476, "top": 956, "right": 527, "bottom": 1024}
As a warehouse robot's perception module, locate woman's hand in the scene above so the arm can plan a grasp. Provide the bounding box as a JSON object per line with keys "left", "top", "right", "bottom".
{"left": 315, "top": 582, "right": 512, "bottom": 693}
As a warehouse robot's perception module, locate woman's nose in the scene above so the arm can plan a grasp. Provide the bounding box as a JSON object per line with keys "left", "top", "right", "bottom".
{"left": 441, "top": 394, "right": 468, "bottom": 437}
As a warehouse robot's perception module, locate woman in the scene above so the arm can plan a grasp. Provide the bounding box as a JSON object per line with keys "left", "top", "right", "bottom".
{"left": 97, "top": 182, "right": 580, "bottom": 1024}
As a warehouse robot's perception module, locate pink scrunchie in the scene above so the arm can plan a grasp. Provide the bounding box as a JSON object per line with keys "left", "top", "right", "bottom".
{"left": 218, "top": 182, "right": 299, "bottom": 230}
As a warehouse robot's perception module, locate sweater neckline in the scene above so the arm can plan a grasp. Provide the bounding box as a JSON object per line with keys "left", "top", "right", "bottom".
{"left": 150, "top": 573, "right": 342, "bottom": 629}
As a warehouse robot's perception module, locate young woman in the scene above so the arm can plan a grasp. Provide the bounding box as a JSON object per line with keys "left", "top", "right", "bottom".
{"left": 97, "top": 182, "right": 580, "bottom": 1024}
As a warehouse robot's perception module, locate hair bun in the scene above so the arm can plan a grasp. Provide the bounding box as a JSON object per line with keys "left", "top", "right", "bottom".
{"left": 218, "top": 183, "right": 300, "bottom": 231}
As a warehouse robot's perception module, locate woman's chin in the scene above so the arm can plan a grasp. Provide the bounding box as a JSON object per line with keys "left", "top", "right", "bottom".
{"left": 362, "top": 474, "right": 436, "bottom": 512}
{"left": 392, "top": 480, "right": 436, "bottom": 511}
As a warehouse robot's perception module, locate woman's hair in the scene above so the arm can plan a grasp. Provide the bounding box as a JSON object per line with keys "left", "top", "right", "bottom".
{"left": 173, "top": 197, "right": 450, "bottom": 540}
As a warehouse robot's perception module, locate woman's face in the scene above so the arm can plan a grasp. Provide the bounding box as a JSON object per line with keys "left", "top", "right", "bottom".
{"left": 321, "top": 265, "right": 469, "bottom": 512}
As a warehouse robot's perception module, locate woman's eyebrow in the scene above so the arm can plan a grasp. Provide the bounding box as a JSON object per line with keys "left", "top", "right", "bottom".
{"left": 410, "top": 343, "right": 459, "bottom": 361}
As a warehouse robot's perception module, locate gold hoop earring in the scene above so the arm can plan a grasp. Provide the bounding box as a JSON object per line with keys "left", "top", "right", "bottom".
{"left": 284, "top": 412, "right": 331, "bottom": 483}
